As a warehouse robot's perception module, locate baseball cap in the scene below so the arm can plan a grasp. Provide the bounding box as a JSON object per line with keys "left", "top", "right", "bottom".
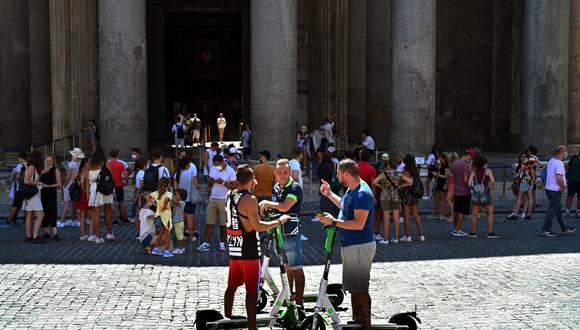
{"left": 381, "top": 153, "right": 390, "bottom": 161}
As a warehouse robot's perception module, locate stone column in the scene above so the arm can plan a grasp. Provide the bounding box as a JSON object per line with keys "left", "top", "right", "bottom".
{"left": 365, "top": 0, "right": 390, "bottom": 150}
{"left": 29, "top": 0, "right": 53, "bottom": 146}
{"left": 522, "top": 0, "right": 569, "bottom": 153}
{"left": 569, "top": 0, "right": 580, "bottom": 145}
{"left": 347, "top": 0, "right": 367, "bottom": 143}
{"left": 0, "top": 0, "right": 32, "bottom": 146}
{"left": 50, "top": 0, "right": 73, "bottom": 153}
{"left": 146, "top": 3, "right": 166, "bottom": 148}
{"left": 390, "top": 0, "right": 436, "bottom": 154}
{"left": 251, "top": 0, "right": 297, "bottom": 157}
{"left": 99, "top": 0, "right": 148, "bottom": 157}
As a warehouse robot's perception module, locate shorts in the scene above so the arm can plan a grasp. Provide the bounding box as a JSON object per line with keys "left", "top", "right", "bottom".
{"left": 206, "top": 198, "right": 226, "bottom": 225}
{"left": 568, "top": 181, "right": 580, "bottom": 197}
{"left": 184, "top": 201, "right": 196, "bottom": 214}
{"left": 454, "top": 195, "right": 471, "bottom": 215}
{"left": 173, "top": 221, "right": 185, "bottom": 241}
{"left": 227, "top": 259, "right": 261, "bottom": 294}
{"left": 381, "top": 200, "right": 401, "bottom": 211}
{"left": 11, "top": 191, "right": 23, "bottom": 210}
{"left": 175, "top": 138, "right": 185, "bottom": 146}
{"left": 519, "top": 181, "right": 532, "bottom": 192}
{"left": 63, "top": 185, "right": 72, "bottom": 202}
{"left": 275, "top": 234, "right": 303, "bottom": 270}
{"left": 114, "top": 186, "right": 125, "bottom": 202}
{"left": 341, "top": 241, "right": 376, "bottom": 293}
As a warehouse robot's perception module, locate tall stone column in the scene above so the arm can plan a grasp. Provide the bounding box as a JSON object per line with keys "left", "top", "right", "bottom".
{"left": 390, "top": 0, "right": 436, "bottom": 154}
{"left": 347, "top": 0, "right": 367, "bottom": 143}
{"left": 29, "top": 0, "right": 53, "bottom": 146}
{"left": 522, "top": 0, "right": 569, "bottom": 153}
{"left": 569, "top": 0, "right": 580, "bottom": 145}
{"left": 99, "top": 0, "right": 148, "bottom": 157}
{"left": 0, "top": 0, "right": 31, "bottom": 146}
{"left": 251, "top": 0, "right": 297, "bottom": 157}
{"left": 50, "top": 0, "right": 73, "bottom": 152}
{"left": 146, "top": 3, "right": 166, "bottom": 148}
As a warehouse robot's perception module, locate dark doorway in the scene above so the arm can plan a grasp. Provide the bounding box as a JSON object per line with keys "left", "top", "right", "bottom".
{"left": 165, "top": 12, "right": 244, "bottom": 142}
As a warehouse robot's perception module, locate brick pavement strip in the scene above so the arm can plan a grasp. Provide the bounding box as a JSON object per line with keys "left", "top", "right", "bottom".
{"left": 0, "top": 254, "right": 578, "bottom": 329}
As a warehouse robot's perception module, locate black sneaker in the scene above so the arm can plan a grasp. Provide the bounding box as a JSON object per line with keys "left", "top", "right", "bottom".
{"left": 113, "top": 219, "right": 119, "bottom": 225}
{"left": 486, "top": 232, "right": 500, "bottom": 239}
{"left": 541, "top": 231, "right": 557, "bottom": 237}
{"left": 563, "top": 227, "right": 576, "bottom": 235}
{"left": 52, "top": 234, "right": 61, "bottom": 241}
{"left": 468, "top": 232, "right": 477, "bottom": 238}
{"left": 507, "top": 215, "right": 518, "bottom": 220}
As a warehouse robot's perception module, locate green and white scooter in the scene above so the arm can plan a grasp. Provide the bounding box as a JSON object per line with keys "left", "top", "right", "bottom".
{"left": 195, "top": 212, "right": 302, "bottom": 330}
{"left": 300, "top": 223, "right": 421, "bottom": 330}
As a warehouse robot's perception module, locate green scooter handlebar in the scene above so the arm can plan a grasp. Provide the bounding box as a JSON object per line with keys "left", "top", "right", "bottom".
{"left": 324, "top": 224, "right": 337, "bottom": 254}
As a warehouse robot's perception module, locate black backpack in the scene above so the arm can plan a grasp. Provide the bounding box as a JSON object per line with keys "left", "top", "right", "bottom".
{"left": 176, "top": 123, "right": 185, "bottom": 139}
{"left": 410, "top": 176, "right": 424, "bottom": 199}
{"left": 143, "top": 164, "right": 160, "bottom": 192}
{"left": 97, "top": 166, "right": 115, "bottom": 195}
{"left": 68, "top": 180, "right": 82, "bottom": 201}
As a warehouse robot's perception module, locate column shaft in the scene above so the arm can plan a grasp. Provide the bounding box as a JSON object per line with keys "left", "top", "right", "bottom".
{"left": 569, "top": 0, "right": 580, "bottom": 145}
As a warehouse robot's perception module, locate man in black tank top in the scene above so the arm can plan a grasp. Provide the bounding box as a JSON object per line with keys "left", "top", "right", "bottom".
{"left": 223, "top": 164, "right": 289, "bottom": 330}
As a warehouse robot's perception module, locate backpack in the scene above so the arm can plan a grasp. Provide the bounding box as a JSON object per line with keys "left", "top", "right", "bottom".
{"left": 176, "top": 123, "right": 185, "bottom": 139}
{"left": 143, "top": 164, "right": 161, "bottom": 192}
{"left": 471, "top": 173, "right": 490, "bottom": 205}
{"left": 68, "top": 180, "right": 82, "bottom": 202}
{"left": 97, "top": 166, "right": 115, "bottom": 195}
{"left": 409, "top": 177, "right": 424, "bottom": 199}
{"left": 540, "top": 165, "right": 548, "bottom": 185}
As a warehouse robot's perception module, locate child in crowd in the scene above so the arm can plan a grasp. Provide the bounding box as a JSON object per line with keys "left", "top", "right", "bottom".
{"left": 146, "top": 178, "right": 174, "bottom": 257}
{"left": 139, "top": 196, "right": 156, "bottom": 254}
{"left": 171, "top": 189, "right": 187, "bottom": 255}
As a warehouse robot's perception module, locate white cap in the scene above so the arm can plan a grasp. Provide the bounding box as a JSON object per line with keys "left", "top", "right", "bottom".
{"left": 228, "top": 147, "right": 239, "bottom": 154}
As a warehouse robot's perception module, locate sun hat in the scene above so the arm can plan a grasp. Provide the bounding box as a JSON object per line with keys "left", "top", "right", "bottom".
{"left": 69, "top": 148, "right": 85, "bottom": 160}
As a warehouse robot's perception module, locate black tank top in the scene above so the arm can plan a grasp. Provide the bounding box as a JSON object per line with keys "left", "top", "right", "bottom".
{"left": 225, "top": 189, "right": 260, "bottom": 260}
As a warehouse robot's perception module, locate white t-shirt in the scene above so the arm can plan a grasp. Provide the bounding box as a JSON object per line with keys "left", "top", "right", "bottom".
{"left": 65, "top": 161, "right": 80, "bottom": 189}
{"left": 322, "top": 123, "right": 334, "bottom": 144}
{"left": 545, "top": 158, "right": 566, "bottom": 192}
{"left": 139, "top": 208, "right": 155, "bottom": 242}
{"left": 135, "top": 170, "right": 145, "bottom": 189}
{"left": 289, "top": 159, "right": 303, "bottom": 188}
{"left": 204, "top": 148, "right": 219, "bottom": 176}
{"left": 209, "top": 165, "right": 236, "bottom": 199}
{"left": 188, "top": 162, "right": 198, "bottom": 177}
{"left": 175, "top": 170, "right": 194, "bottom": 203}
{"left": 362, "top": 136, "right": 375, "bottom": 150}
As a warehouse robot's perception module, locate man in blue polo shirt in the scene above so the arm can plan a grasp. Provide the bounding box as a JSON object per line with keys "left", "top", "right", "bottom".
{"left": 319, "top": 159, "right": 375, "bottom": 329}
{"left": 259, "top": 159, "right": 305, "bottom": 304}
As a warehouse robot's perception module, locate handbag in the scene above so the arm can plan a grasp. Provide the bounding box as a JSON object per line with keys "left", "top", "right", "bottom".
{"left": 511, "top": 177, "right": 521, "bottom": 196}
{"left": 21, "top": 172, "right": 39, "bottom": 200}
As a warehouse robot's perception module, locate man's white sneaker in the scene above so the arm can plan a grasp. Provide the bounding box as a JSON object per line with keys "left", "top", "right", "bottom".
{"left": 94, "top": 237, "right": 105, "bottom": 244}
{"left": 197, "top": 242, "right": 210, "bottom": 252}
{"left": 451, "top": 230, "right": 468, "bottom": 237}
{"left": 374, "top": 234, "right": 383, "bottom": 241}
{"left": 57, "top": 221, "right": 65, "bottom": 228}
{"left": 401, "top": 236, "right": 412, "bottom": 242}
{"left": 390, "top": 238, "right": 399, "bottom": 244}
{"left": 87, "top": 235, "right": 96, "bottom": 242}
{"left": 419, "top": 235, "right": 426, "bottom": 242}
{"left": 79, "top": 235, "right": 87, "bottom": 241}
{"left": 378, "top": 239, "right": 389, "bottom": 245}
{"left": 106, "top": 233, "right": 116, "bottom": 241}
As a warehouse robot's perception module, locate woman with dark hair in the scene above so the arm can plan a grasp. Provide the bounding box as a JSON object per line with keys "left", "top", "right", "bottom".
{"left": 87, "top": 144, "right": 114, "bottom": 244}
{"left": 468, "top": 156, "right": 499, "bottom": 238}
{"left": 23, "top": 150, "right": 46, "bottom": 243}
{"left": 424, "top": 145, "right": 440, "bottom": 200}
{"left": 77, "top": 157, "right": 90, "bottom": 240}
{"left": 40, "top": 155, "right": 62, "bottom": 241}
{"left": 317, "top": 151, "right": 340, "bottom": 217}
{"left": 399, "top": 154, "right": 425, "bottom": 242}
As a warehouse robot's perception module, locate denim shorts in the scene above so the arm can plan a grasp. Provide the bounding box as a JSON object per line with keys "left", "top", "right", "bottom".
{"left": 274, "top": 234, "right": 303, "bottom": 270}
{"left": 519, "top": 181, "right": 532, "bottom": 192}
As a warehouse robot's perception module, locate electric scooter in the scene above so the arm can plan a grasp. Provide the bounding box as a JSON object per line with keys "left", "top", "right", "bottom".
{"left": 300, "top": 224, "right": 421, "bottom": 330}
{"left": 195, "top": 212, "right": 302, "bottom": 330}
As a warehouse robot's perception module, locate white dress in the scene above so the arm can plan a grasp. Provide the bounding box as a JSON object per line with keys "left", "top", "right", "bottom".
{"left": 88, "top": 169, "right": 114, "bottom": 207}
{"left": 23, "top": 169, "right": 43, "bottom": 212}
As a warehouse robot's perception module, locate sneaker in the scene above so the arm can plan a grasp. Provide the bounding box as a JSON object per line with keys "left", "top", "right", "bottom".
{"left": 163, "top": 250, "right": 174, "bottom": 258}
{"left": 94, "top": 237, "right": 105, "bottom": 244}
{"left": 184, "top": 231, "right": 191, "bottom": 238}
{"left": 171, "top": 248, "right": 184, "bottom": 255}
{"left": 219, "top": 242, "right": 226, "bottom": 252}
{"left": 57, "top": 221, "right": 65, "bottom": 228}
{"left": 128, "top": 218, "right": 135, "bottom": 223}
{"left": 151, "top": 247, "right": 162, "bottom": 255}
{"left": 192, "top": 232, "right": 200, "bottom": 242}
{"left": 65, "top": 220, "right": 74, "bottom": 226}
{"left": 390, "top": 237, "right": 399, "bottom": 244}
{"left": 80, "top": 235, "right": 87, "bottom": 241}
{"left": 87, "top": 235, "right": 96, "bottom": 242}
{"left": 113, "top": 219, "right": 119, "bottom": 225}
{"left": 374, "top": 234, "right": 383, "bottom": 241}
{"left": 419, "top": 235, "right": 425, "bottom": 242}
{"left": 378, "top": 239, "right": 389, "bottom": 245}
{"left": 197, "top": 242, "right": 210, "bottom": 252}
{"left": 486, "top": 232, "right": 500, "bottom": 239}
{"left": 507, "top": 214, "right": 518, "bottom": 220}
{"left": 520, "top": 213, "right": 526, "bottom": 219}
{"left": 576, "top": 210, "right": 580, "bottom": 218}
{"left": 563, "top": 227, "right": 577, "bottom": 235}
{"left": 563, "top": 209, "right": 571, "bottom": 218}
{"left": 401, "top": 236, "right": 412, "bottom": 243}
{"left": 300, "top": 234, "right": 309, "bottom": 241}
{"left": 52, "top": 234, "right": 61, "bottom": 242}
{"left": 541, "top": 231, "right": 557, "bottom": 237}
{"left": 106, "top": 233, "right": 116, "bottom": 241}
{"left": 451, "top": 230, "right": 468, "bottom": 237}
{"left": 73, "top": 221, "right": 81, "bottom": 227}
{"left": 468, "top": 232, "right": 477, "bottom": 238}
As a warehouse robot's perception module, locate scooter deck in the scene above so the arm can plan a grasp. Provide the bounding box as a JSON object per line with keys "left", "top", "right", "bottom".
{"left": 332, "top": 322, "right": 406, "bottom": 329}
{"left": 303, "top": 293, "right": 338, "bottom": 303}
{"left": 206, "top": 315, "right": 276, "bottom": 330}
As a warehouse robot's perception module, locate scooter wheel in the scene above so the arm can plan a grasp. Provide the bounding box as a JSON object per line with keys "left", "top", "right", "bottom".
{"left": 389, "top": 313, "right": 418, "bottom": 330}
{"left": 257, "top": 289, "right": 268, "bottom": 312}
{"left": 300, "top": 315, "right": 326, "bottom": 330}
{"left": 194, "top": 309, "right": 223, "bottom": 330}
{"left": 326, "top": 284, "right": 345, "bottom": 308}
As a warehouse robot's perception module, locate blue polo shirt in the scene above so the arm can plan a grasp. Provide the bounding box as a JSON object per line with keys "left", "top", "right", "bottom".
{"left": 337, "top": 180, "right": 375, "bottom": 247}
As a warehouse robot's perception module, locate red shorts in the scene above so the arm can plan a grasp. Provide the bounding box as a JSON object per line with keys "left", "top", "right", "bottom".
{"left": 227, "top": 259, "right": 261, "bottom": 294}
